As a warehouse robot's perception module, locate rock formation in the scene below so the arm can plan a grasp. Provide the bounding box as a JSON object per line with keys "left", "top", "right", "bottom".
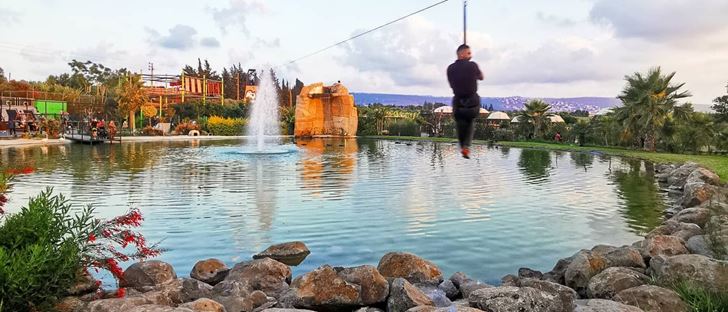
{"left": 294, "top": 82, "right": 358, "bottom": 137}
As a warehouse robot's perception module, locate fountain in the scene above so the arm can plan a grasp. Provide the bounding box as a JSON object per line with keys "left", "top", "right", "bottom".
{"left": 247, "top": 69, "right": 281, "bottom": 151}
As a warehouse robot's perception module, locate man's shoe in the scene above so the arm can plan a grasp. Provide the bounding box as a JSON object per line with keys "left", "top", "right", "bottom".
{"left": 461, "top": 148, "right": 471, "bottom": 159}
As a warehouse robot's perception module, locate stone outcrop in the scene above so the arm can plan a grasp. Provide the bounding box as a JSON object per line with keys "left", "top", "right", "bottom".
{"left": 378, "top": 252, "right": 444, "bottom": 285}
{"left": 190, "top": 259, "right": 229, "bottom": 286}
{"left": 254, "top": 241, "right": 311, "bottom": 266}
{"left": 119, "top": 260, "right": 178, "bottom": 291}
{"left": 614, "top": 285, "right": 687, "bottom": 312}
{"left": 294, "top": 82, "right": 358, "bottom": 137}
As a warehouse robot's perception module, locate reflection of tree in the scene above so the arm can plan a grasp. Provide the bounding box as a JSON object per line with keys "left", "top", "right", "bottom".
{"left": 610, "top": 160, "right": 664, "bottom": 235}
{"left": 570, "top": 152, "right": 594, "bottom": 169}
{"left": 517, "top": 149, "right": 552, "bottom": 181}
{"left": 499, "top": 146, "right": 511, "bottom": 158}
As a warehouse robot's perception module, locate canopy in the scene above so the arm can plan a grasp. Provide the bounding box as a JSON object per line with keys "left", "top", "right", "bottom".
{"left": 511, "top": 116, "right": 522, "bottom": 123}
{"left": 487, "top": 111, "right": 510, "bottom": 120}
{"left": 549, "top": 115, "right": 566, "bottom": 123}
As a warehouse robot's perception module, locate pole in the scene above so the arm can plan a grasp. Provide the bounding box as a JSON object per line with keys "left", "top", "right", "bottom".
{"left": 181, "top": 72, "right": 186, "bottom": 102}
{"left": 221, "top": 77, "right": 224, "bottom": 104}
{"left": 237, "top": 72, "right": 240, "bottom": 101}
{"left": 203, "top": 75, "right": 207, "bottom": 106}
{"left": 463, "top": 0, "right": 467, "bottom": 45}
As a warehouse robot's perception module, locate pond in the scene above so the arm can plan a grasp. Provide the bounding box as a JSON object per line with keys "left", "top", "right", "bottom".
{"left": 1, "top": 138, "right": 667, "bottom": 285}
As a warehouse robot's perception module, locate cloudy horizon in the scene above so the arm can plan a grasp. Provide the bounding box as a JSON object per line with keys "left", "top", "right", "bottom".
{"left": 1, "top": 0, "right": 727, "bottom": 104}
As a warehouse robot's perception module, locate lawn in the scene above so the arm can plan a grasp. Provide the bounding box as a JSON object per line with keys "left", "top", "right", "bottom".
{"left": 363, "top": 136, "right": 728, "bottom": 182}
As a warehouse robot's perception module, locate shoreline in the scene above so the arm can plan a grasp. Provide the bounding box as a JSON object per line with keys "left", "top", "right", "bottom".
{"left": 0, "top": 135, "right": 295, "bottom": 148}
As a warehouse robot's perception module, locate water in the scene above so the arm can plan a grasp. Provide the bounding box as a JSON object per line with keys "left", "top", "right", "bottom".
{"left": 0, "top": 139, "right": 667, "bottom": 285}
{"left": 247, "top": 69, "right": 281, "bottom": 151}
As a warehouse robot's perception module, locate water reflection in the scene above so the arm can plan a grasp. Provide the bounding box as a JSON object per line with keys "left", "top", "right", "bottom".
{"left": 517, "top": 149, "right": 552, "bottom": 182}
{"left": 1, "top": 139, "right": 667, "bottom": 285}
{"left": 610, "top": 159, "right": 665, "bottom": 235}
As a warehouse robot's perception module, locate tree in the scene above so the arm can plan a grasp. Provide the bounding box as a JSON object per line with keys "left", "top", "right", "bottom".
{"left": 182, "top": 58, "right": 220, "bottom": 79}
{"left": 713, "top": 83, "right": 728, "bottom": 123}
{"left": 115, "top": 75, "right": 148, "bottom": 131}
{"left": 617, "top": 67, "right": 691, "bottom": 151}
{"left": 517, "top": 99, "right": 553, "bottom": 139}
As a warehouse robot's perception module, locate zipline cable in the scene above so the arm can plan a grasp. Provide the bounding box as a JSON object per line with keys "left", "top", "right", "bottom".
{"left": 282, "top": 0, "right": 451, "bottom": 66}
{"left": 463, "top": 0, "right": 468, "bottom": 44}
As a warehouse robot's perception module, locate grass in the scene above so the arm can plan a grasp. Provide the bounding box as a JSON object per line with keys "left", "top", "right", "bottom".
{"left": 670, "top": 280, "right": 728, "bottom": 312}
{"left": 363, "top": 136, "right": 728, "bottom": 182}
{"left": 497, "top": 141, "right": 728, "bottom": 183}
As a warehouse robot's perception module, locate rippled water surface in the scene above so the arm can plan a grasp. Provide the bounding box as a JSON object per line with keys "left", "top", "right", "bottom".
{"left": 1, "top": 138, "right": 667, "bottom": 284}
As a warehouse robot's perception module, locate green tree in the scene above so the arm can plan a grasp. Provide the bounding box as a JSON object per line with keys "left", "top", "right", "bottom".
{"left": 115, "top": 75, "right": 149, "bottom": 131}
{"left": 713, "top": 82, "right": 728, "bottom": 123}
{"left": 616, "top": 67, "right": 691, "bottom": 151}
{"left": 517, "top": 99, "right": 553, "bottom": 139}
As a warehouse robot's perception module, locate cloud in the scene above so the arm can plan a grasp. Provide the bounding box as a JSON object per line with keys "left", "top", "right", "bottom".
{"left": 536, "top": 12, "right": 576, "bottom": 27}
{"left": 200, "top": 37, "right": 221, "bottom": 48}
{"left": 20, "top": 45, "right": 58, "bottom": 63}
{"left": 210, "top": 0, "right": 266, "bottom": 34}
{"left": 254, "top": 37, "right": 280, "bottom": 49}
{"left": 0, "top": 8, "right": 21, "bottom": 26}
{"left": 590, "top": 0, "right": 728, "bottom": 41}
{"left": 486, "top": 38, "right": 618, "bottom": 85}
{"left": 71, "top": 43, "right": 129, "bottom": 63}
{"left": 146, "top": 24, "right": 198, "bottom": 50}
{"left": 339, "top": 16, "right": 491, "bottom": 88}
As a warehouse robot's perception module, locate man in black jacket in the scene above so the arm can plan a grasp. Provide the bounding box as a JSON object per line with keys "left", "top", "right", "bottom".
{"left": 447, "top": 44, "right": 484, "bottom": 159}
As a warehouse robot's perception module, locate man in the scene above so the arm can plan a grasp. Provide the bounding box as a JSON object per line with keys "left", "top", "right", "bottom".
{"left": 447, "top": 44, "right": 484, "bottom": 159}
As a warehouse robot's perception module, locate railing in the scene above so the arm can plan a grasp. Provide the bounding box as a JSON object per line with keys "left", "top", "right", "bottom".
{"left": 63, "top": 120, "right": 122, "bottom": 144}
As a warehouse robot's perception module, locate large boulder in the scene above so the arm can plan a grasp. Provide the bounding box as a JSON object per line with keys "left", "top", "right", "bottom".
{"left": 601, "top": 246, "right": 646, "bottom": 269}
{"left": 336, "top": 265, "right": 390, "bottom": 305}
{"left": 253, "top": 241, "right": 311, "bottom": 266}
{"left": 614, "top": 285, "right": 687, "bottom": 312}
{"left": 139, "top": 279, "right": 186, "bottom": 307}
{"left": 586, "top": 267, "right": 649, "bottom": 299}
{"left": 126, "top": 305, "right": 194, "bottom": 312}
{"left": 518, "top": 268, "right": 544, "bottom": 279}
{"left": 449, "top": 272, "right": 492, "bottom": 298}
{"left": 544, "top": 256, "right": 575, "bottom": 284}
{"left": 642, "top": 236, "right": 688, "bottom": 259}
{"left": 181, "top": 278, "right": 213, "bottom": 301}
{"left": 671, "top": 208, "right": 711, "bottom": 228}
{"left": 416, "top": 284, "right": 453, "bottom": 307}
{"left": 406, "top": 306, "right": 484, "bottom": 312}
{"left": 685, "top": 235, "right": 717, "bottom": 259}
{"left": 294, "top": 82, "right": 358, "bottom": 137}
{"left": 378, "top": 252, "right": 444, "bottom": 285}
{"left": 388, "top": 278, "right": 435, "bottom": 312}
{"left": 646, "top": 221, "right": 703, "bottom": 242}
{"left": 85, "top": 297, "right": 151, "bottom": 312}
{"left": 289, "top": 265, "right": 387, "bottom": 310}
{"left": 467, "top": 286, "right": 569, "bottom": 312}
{"left": 650, "top": 254, "right": 728, "bottom": 292}
{"left": 212, "top": 286, "right": 270, "bottom": 312}
{"left": 565, "top": 250, "right": 610, "bottom": 296}
{"left": 178, "top": 298, "right": 226, "bottom": 312}
{"left": 224, "top": 258, "right": 292, "bottom": 297}
{"left": 519, "top": 278, "right": 578, "bottom": 311}
{"left": 666, "top": 163, "right": 698, "bottom": 189}
{"left": 191, "top": 259, "right": 229, "bottom": 285}
{"left": 438, "top": 279, "right": 460, "bottom": 299}
{"left": 681, "top": 182, "right": 718, "bottom": 208}
{"left": 574, "top": 299, "right": 644, "bottom": 312}
{"left": 686, "top": 167, "right": 721, "bottom": 186}
{"left": 119, "top": 261, "right": 177, "bottom": 291}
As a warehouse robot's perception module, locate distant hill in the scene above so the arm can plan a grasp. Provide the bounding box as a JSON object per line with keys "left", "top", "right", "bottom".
{"left": 351, "top": 92, "right": 621, "bottom": 113}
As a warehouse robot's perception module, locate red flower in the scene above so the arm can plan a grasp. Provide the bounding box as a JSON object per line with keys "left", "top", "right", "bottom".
{"left": 116, "top": 288, "right": 126, "bottom": 298}
{"left": 106, "top": 258, "right": 124, "bottom": 280}
{"left": 88, "top": 233, "right": 96, "bottom": 242}
{"left": 20, "top": 167, "right": 35, "bottom": 174}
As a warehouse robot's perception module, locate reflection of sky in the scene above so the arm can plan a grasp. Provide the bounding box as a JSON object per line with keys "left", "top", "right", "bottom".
{"left": 1, "top": 139, "right": 664, "bottom": 285}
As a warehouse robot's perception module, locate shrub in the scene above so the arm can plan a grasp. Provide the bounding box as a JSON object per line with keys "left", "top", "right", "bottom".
{"left": 174, "top": 122, "right": 200, "bottom": 135}
{"left": 386, "top": 119, "right": 420, "bottom": 136}
{"left": 41, "top": 119, "right": 61, "bottom": 139}
{"left": 142, "top": 126, "right": 163, "bottom": 136}
{"left": 207, "top": 116, "right": 247, "bottom": 136}
{"left": 670, "top": 280, "right": 728, "bottom": 312}
{"left": 0, "top": 190, "right": 88, "bottom": 311}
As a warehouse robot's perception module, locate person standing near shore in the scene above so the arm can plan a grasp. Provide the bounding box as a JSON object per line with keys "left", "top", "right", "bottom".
{"left": 447, "top": 44, "right": 484, "bottom": 159}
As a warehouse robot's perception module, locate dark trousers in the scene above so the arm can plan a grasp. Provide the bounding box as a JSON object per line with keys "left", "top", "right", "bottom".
{"left": 453, "top": 94, "right": 480, "bottom": 148}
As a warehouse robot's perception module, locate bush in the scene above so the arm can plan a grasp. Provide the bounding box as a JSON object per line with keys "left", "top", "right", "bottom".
{"left": 41, "top": 119, "right": 61, "bottom": 139}
{"left": 0, "top": 190, "right": 89, "bottom": 312}
{"left": 670, "top": 280, "right": 728, "bottom": 312}
{"left": 142, "top": 126, "right": 163, "bottom": 136}
{"left": 174, "top": 122, "right": 200, "bottom": 135}
{"left": 386, "top": 119, "right": 420, "bottom": 136}
{"left": 207, "top": 116, "right": 247, "bottom": 136}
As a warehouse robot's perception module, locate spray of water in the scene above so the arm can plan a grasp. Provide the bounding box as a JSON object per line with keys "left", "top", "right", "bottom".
{"left": 247, "top": 69, "right": 280, "bottom": 151}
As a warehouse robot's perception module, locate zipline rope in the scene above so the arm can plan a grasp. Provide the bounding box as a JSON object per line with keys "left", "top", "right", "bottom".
{"left": 281, "top": 0, "right": 452, "bottom": 67}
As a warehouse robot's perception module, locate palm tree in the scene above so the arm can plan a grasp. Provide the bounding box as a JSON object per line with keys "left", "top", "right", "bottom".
{"left": 617, "top": 67, "right": 691, "bottom": 151}
{"left": 115, "top": 74, "right": 148, "bottom": 132}
{"left": 517, "top": 99, "right": 553, "bottom": 139}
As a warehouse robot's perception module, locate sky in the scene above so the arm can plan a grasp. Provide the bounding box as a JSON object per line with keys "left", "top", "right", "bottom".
{"left": 1, "top": 0, "right": 727, "bottom": 103}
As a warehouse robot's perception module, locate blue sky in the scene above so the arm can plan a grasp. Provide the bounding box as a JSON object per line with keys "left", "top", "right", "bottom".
{"left": 1, "top": 0, "right": 727, "bottom": 103}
